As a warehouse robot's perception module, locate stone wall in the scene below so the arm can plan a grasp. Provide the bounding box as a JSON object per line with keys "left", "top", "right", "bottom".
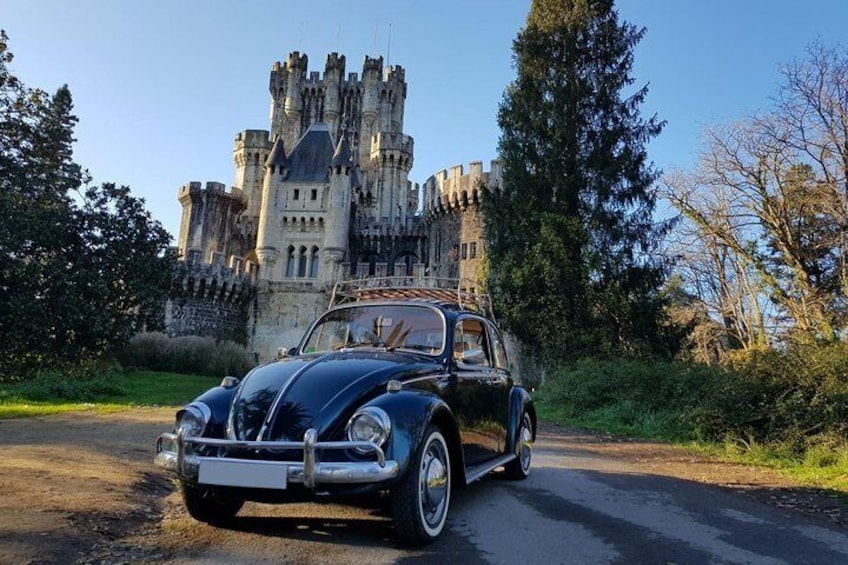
{"left": 248, "top": 281, "right": 330, "bottom": 362}
{"left": 164, "top": 261, "right": 255, "bottom": 345}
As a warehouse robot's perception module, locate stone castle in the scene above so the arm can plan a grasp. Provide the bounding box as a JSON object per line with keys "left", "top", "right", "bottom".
{"left": 166, "top": 52, "right": 502, "bottom": 360}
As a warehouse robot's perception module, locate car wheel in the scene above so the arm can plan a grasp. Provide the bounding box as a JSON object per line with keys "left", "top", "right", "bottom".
{"left": 391, "top": 426, "right": 451, "bottom": 545}
{"left": 504, "top": 412, "right": 533, "bottom": 480}
{"left": 181, "top": 482, "right": 244, "bottom": 525}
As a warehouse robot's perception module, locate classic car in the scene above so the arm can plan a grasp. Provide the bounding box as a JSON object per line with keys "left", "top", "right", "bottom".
{"left": 154, "top": 278, "right": 535, "bottom": 544}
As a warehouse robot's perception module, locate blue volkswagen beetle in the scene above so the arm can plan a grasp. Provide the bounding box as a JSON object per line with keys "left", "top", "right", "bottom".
{"left": 154, "top": 279, "right": 535, "bottom": 544}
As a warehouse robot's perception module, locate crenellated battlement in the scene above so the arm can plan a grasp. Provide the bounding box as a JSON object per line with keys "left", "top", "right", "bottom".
{"left": 270, "top": 52, "right": 404, "bottom": 88}
{"left": 234, "top": 129, "right": 270, "bottom": 148}
{"left": 325, "top": 52, "right": 346, "bottom": 73}
{"left": 422, "top": 160, "right": 502, "bottom": 216}
{"left": 363, "top": 55, "right": 383, "bottom": 74}
{"left": 172, "top": 260, "right": 257, "bottom": 304}
{"left": 370, "top": 132, "right": 414, "bottom": 154}
{"left": 386, "top": 65, "right": 405, "bottom": 82}
{"left": 178, "top": 181, "right": 246, "bottom": 207}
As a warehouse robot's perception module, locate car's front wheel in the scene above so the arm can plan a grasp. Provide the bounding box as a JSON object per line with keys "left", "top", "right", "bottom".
{"left": 391, "top": 426, "right": 451, "bottom": 545}
{"left": 181, "top": 483, "right": 244, "bottom": 525}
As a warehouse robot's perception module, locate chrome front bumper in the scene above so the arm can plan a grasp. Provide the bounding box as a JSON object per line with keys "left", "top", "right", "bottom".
{"left": 154, "top": 428, "right": 399, "bottom": 489}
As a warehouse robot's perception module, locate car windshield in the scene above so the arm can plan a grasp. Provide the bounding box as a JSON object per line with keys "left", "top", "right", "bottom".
{"left": 302, "top": 304, "right": 445, "bottom": 356}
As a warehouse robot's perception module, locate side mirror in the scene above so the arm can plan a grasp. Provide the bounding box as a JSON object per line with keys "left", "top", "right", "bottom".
{"left": 277, "top": 347, "right": 298, "bottom": 359}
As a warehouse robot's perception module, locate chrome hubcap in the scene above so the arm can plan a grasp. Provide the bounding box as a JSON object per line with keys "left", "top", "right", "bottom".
{"left": 519, "top": 416, "right": 532, "bottom": 472}
{"left": 420, "top": 440, "right": 448, "bottom": 526}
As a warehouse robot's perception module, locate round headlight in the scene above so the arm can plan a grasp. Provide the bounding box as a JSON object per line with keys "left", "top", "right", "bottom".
{"left": 346, "top": 407, "right": 391, "bottom": 449}
{"left": 176, "top": 404, "right": 210, "bottom": 438}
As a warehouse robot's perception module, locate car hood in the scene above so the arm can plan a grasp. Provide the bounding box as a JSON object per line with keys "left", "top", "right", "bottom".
{"left": 231, "top": 350, "right": 441, "bottom": 441}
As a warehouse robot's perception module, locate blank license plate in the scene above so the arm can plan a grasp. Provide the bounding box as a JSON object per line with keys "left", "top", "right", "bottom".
{"left": 199, "top": 459, "right": 288, "bottom": 490}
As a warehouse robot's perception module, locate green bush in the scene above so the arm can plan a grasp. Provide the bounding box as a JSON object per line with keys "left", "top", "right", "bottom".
{"left": 539, "top": 342, "right": 848, "bottom": 452}
{"left": 117, "top": 332, "right": 254, "bottom": 377}
{"left": 1, "top": 370, "right": 127, "bottom": 402}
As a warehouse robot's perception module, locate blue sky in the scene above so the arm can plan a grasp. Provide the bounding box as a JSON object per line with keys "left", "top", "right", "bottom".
{"left": 2, "top": 0, "right": 846, "bottom": 238}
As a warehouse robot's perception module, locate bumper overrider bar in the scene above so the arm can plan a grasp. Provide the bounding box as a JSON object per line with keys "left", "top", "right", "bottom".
{"left": 154, "top": 429, "right": 399, "bottom": 489}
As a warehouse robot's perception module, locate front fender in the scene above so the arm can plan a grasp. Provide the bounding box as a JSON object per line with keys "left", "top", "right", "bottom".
{"left": 362, "top": 390, "right": 462, "bottom": 481}
{"left": 177, "top": 386, "right": 237, "bottom": 438}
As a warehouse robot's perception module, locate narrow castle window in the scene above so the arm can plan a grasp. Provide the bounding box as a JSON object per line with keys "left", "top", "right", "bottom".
{"left": 461, "top": 243, "right": 468, "bottom": 260}
{"left": 253, "top": 153, "right": 259, "bottom": 166}
{"left": 470, "top": 242, "right": 477, "bottom": 259}
{"left": 293, "top": 189, "right": 300, "bottom": 200}
{"left": 285, "top": 246, "right": 295, "bottom": 278}
{"left": 311, "top": 189, "right": 317, "bottom": 200}
{"left": 297, "top": 246, "right": 308, "bottom": 277}
{"left": 309, "top": 246, "right": 320, "bottom": 278}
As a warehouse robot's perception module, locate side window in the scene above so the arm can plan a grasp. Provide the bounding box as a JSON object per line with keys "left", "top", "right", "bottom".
{"left": 453, "top": 318, "right": 491, "bottom": 367}
{"left": 488, "top": 324, "right": 509, "bottom": 371}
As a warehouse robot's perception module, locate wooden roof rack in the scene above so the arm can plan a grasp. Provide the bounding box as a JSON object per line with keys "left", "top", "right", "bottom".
{"left": 329, "top": 277, "right": 495, "bottom": 321}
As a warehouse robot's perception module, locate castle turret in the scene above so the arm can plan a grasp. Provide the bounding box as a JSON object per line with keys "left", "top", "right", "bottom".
{"left": 359, "top": 55, "right": 383, "bottom": 168}
{"left": 386, "top": 65, "right": 407, "bottom": 133}
{"left": 233, "top": 130, "right": 272, "bottom": 223}
{"left": 255, "top": 136, "right": 288, "bottom": 277}
{"left": 323, "top": 135, "right": 354, "bottom": 284}
{"left": 370, "top": 132, "right": 414, "bottom": 225}
{"left": 323, "top": 53, "right": 345, "bottom": 138}
{"left": 283, "top": 52, "right": 308, "bottom": 149}
{"left": 177, "top": 181, "right": 247, "bottom": 265}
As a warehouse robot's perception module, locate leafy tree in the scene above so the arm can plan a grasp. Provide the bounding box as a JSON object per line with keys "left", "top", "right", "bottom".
{"left": 663, "top": 43, "right": 848, "bottom": 344}
{"left": 0, "top": 31, "right": 172, "bottom": 377}
{"left": 484, "top": 0, "right": 672, "bottom": 363}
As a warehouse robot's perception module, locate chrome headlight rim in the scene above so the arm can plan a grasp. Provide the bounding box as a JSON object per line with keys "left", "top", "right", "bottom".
{"left": 346, "top": 406, "right": 391, "bottom": 451}
{"left": 176, "top": 402, "right": 211, "bottom": 438}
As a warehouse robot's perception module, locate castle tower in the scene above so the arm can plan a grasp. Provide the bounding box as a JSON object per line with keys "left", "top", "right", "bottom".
{"left": 255, "top": 136, "right": 288, "bottom": 278}
{"left": 232, "top": 130, "right": 272, "bottom": 249}
{"left": 273, "top": 52, "right": 308, "bottom": 151}
{"left": 359, "top": 55, "right": 383, "bottom": 169}
{"left": 176, "top": 181, "right": 246, "bottom": 266}
{"left": 369, "top": 132, "right": 414, "bottom": 226}
{"left": 323, "top": 53, "right": 345, "bottom": 138}
{"left": 323, "top": 134, "right": 354, "bottom": 284}
{"left": 386, "top": 65, "right": 406, "bottom": 133}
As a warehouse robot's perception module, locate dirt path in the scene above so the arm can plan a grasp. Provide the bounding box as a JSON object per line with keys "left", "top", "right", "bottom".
{"left": 1, "top": 411, "right": 846, "bottom": 564}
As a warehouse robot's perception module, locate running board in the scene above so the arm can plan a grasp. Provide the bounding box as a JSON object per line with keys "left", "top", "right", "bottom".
{"left": 464, "top": 454, "right": 516, "bottom": 484}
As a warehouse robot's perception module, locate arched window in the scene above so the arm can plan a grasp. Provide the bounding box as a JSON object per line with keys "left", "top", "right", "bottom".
{"left": 285, "top": 246, "right": 295, "bottom": 278}
{"left": 309, "top": 246, "right": 320, "bottom": 278}
{"left": 297, "top": 246, "right": 308, "bottom": 277}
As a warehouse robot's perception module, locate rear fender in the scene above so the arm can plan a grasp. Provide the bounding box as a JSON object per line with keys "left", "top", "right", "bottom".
{"left": 505, "top": 388, "right": 535, "bottom": 457}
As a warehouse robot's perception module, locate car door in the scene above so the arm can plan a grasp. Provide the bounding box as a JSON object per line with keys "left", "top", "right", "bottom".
{"left": 450, "top": 315, "right": 506, "bottom": 466}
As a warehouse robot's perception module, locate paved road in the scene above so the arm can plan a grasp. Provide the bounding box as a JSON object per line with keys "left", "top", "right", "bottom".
{"left": 159, "top": 427, "right": 848, "bottom": 565}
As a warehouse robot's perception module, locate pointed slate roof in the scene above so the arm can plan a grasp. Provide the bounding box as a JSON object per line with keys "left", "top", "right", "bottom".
{"left": 264, "top": 136, "right": 288, "bottom": 168}
{"left": 285, "top": 123, "right": 335, "bottom": 182}
{"left": 330, "top": 135, "right": 352, "bottom": 168}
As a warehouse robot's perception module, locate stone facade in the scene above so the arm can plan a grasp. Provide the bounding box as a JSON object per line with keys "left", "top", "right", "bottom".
{"left": 166, "top": 51, "right": 501, "bottom": 361}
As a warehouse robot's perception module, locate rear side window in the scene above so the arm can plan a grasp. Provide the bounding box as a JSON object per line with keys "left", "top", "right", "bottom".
{"left": 488, "top": 324, "right": 509, "bottom": 371}
{"left": 453, "top": 318, "right": 492, "bottom": 367}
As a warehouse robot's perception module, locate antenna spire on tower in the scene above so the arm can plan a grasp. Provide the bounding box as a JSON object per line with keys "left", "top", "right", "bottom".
{"left": 387, "top": 23, "right": 392, "bottom": 74}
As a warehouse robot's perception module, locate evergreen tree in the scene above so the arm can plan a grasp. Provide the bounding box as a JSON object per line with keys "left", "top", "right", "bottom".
{"left": 484, "top": 0, "right": 672, "bottom": 362}
{"left": 0, "top": 31, "right": 172, "bottom": 376}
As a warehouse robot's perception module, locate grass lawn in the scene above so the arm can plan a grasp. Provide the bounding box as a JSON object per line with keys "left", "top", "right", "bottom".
{"left": 0, "top": 370, "right": 220, "bottom": 419}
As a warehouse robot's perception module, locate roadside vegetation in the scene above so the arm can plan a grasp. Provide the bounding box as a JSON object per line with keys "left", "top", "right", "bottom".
{"left": 492, "top": 3, "right": 848, "bottom": 495}
{"left": 535, "top": 346, "right": 848, "bottom": 492}
{"left": 0, "top": 369, "right": 220, "bottom": 419}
